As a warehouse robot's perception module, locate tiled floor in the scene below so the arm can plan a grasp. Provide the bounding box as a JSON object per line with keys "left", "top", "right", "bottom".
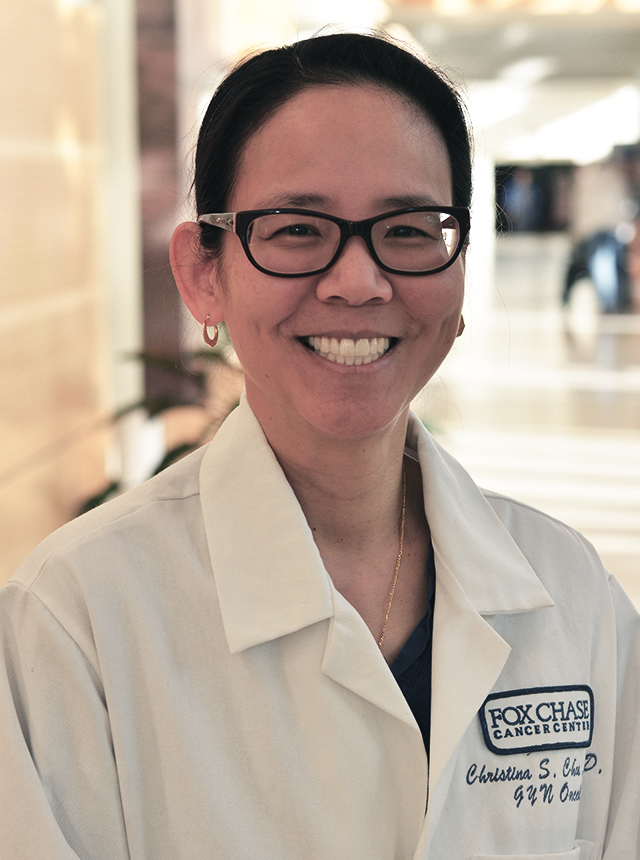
{"left": 415, "top": 232, "right": 640, "bottom": 609}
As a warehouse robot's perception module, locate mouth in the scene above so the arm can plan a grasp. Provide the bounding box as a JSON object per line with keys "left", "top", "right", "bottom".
{"left": 302, "top": 336, "right": 395, "bottom": 366}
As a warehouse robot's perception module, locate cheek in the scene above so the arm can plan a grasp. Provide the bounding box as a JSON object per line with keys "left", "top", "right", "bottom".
{"left": 416, "top": 269, "right": 465, "bottom": 323}
{"left": 441, "top": 260, "right": 465, "bottom": 309}
{"left": 212, "top": 251, "right": 260, "bottom": 329}
{"left": 213, "top": 263, "right": 287, "bottom": 363}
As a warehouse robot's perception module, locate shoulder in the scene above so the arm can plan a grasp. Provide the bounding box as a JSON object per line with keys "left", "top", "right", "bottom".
{"left": 481, "top": 487, "right": 630, "bottom": 619}
{"left": 3, "top": 444, "right": 210, "bottom": 611}
{"left": 482, "top": 487, "right": 595, "bottom": 559}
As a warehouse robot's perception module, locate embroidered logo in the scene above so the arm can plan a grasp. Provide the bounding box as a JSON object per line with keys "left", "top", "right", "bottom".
{"left": 479, "top": 685, "right": 594, "bottom": 756}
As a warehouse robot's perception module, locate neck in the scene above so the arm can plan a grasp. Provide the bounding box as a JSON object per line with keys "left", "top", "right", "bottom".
{"left": 258, "top": 408, "right": 410, "bottom": 551}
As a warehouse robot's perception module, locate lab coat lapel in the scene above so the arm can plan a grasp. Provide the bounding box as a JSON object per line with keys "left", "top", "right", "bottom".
{"left": 321, "top": 589, "right": 420, "bottom": 727}
{"left": 422, "top": 587, "right": 548, "bottom": 852}
{"left": 406, "top": 414, "right": 554, "bottom": 841}
{"left": 425, "top": 551, "right": 511, "bottom": 830}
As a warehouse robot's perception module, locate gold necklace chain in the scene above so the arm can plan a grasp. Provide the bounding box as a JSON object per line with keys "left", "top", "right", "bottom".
{"left": 378, "top": 462, "right": 407, "bottom": 649}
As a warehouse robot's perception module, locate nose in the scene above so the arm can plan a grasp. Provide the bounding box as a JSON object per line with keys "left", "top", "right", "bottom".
{"left": 315, "top": 236, "right": 393, "bottom": 305}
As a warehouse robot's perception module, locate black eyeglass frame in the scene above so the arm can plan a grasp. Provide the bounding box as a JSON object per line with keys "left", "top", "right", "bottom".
{"left": 198, "top": 206, "right": 471, "bottom": 278}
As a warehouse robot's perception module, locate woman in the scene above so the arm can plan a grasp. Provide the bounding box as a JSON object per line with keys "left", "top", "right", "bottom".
{"left": 1, "top": 33, "right": 638, "bottom": 860}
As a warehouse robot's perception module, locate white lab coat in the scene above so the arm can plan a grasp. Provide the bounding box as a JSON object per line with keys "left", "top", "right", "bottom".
{"left": 0, "top": 396, "right": 638, "bottom": 860}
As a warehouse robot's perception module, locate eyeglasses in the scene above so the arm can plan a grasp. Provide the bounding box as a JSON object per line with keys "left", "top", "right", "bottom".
{"left": 198, "top": 206, "right": 470, "bottom": 278}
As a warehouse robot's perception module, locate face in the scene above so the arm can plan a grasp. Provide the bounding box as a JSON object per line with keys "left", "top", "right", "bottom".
{"left": 208, "top": 84, "right": 465, "bottom": 446}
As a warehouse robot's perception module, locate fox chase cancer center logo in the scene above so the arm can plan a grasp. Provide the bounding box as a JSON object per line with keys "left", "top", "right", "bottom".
{"left": 479, "top": 685, "right": 594, "bottom": 755}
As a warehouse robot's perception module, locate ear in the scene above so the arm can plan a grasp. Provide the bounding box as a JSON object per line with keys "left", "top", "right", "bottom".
{"left": 456, "top": 314, "right": 465, "bottom": 337}
{"left": 170, "top": 221, "right": 225, "bottom": 324}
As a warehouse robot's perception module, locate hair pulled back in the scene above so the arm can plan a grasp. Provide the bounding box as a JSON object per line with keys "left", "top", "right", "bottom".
{"left": 194, "top": 32, "right": 472, "bottom": 257}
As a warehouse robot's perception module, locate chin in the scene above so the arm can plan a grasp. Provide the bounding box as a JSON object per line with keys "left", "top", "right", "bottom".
{"left": 303, "top": 399, "right": 409, "bottom": 442}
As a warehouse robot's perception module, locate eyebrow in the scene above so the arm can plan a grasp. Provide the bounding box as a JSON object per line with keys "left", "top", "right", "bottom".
{"left": 255, "top": 193, "right": 331, "bottom": 210}
{"left": 379, "top": 194, "right": 445, "bottom": 209}
{"left": 254, "top": 192, "right": 449, "bottom": 212}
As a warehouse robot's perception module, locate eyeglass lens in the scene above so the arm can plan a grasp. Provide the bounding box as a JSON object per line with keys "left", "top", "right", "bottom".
{"left": 246, "top": 211, "right": 461, "bottom": 275}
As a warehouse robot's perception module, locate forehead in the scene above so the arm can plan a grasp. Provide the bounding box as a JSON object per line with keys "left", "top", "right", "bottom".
{"left": 231, "top": 83, "right": 453, "bottom": 212}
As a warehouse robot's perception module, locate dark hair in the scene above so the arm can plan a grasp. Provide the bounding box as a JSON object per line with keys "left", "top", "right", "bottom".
{"left": 194, "top": 32, "right": 472, "bottom": 257}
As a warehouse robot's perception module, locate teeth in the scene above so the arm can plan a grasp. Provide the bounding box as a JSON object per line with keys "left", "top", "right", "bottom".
{"left": 305, "top": 336, "right": 391, "bottom": 364}
{"left": 354, "top": 339, "right": 370, "bottom": 357}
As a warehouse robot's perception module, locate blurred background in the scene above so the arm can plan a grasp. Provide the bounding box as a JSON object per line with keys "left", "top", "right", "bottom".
{"left": 1, "top": 0, "right": 639, "bottom": 603}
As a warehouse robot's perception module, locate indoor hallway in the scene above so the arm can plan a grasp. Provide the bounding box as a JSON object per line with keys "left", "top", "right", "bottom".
{"left": 415, "top": 232, "right": 640, "bottom": 609}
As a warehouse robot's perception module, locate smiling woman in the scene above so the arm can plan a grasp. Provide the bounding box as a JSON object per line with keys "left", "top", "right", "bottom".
{"left": 1, "top": 31, "right": 639, "bottom": 860}
{"left": 172, "top": 82, "right": 466, "bottom": 451}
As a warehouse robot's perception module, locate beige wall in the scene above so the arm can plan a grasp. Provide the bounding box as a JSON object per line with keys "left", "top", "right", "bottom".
{"left": 0, "top": 0, "right": 140, "bottom": 584}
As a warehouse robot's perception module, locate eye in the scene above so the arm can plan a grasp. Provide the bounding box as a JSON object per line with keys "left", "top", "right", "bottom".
{"left": 250, "top": 214, "right": 330, "bottom": 244}
{"left": 383, "top": 222, "right": 441, "bottom": 242}
{"left": 277, "top": 223, "right": 321, "bottom": 238}
{"left": 267, "top": 222, "right": 326, "bottom": 247}
{"left": 386, "top": 224, "right": 427, "bottom": 239}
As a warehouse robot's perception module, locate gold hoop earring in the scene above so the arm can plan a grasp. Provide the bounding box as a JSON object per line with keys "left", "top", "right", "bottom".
{"left": 202, "top": 316, "right": 219, "bottom": 348}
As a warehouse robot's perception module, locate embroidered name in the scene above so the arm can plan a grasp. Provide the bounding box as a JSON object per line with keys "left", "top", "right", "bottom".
{"left": 479, "top": 685, "right": 594, "bottom": 755}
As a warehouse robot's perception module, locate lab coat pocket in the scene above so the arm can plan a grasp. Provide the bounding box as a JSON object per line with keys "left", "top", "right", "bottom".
{"left": 473, "top": 843, "right": 598, "bottom": 860}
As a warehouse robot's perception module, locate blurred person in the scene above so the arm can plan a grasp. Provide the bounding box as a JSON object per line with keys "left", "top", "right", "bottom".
{"left": 1, "top": 32, "right": 639, "bottom": 860}
{"left": 563, "top": 228, "right": 631, "bottom": 312}
{"left": 627, "top": 215, "right": 640, "bottom": 311}
{"left": 501, "top": 167, "right": 544, "bottom": 232}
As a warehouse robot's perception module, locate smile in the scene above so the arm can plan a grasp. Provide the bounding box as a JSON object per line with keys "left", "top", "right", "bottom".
{"left": 303, "top": 336, "right": 393, "bottom": 365}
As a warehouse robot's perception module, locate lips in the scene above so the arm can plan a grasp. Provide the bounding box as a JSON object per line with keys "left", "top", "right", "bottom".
{"left": 303, "top": 336, "right": 392, "bottom": 365}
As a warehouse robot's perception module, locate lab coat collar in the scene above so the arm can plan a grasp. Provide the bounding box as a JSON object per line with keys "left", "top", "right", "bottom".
{"left": 199, "top": 398, "right": 553, "bottom": 655}
{"left": 407, "top": 416, "right": 554, "bottom": 616}
{"left": 199, "top": 396, "right": 334, "bottom": 654}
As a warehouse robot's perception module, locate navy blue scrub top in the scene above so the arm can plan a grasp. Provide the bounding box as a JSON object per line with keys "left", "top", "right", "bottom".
{"left": 390, "top": 544, "right": 435, "bottom": 754}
